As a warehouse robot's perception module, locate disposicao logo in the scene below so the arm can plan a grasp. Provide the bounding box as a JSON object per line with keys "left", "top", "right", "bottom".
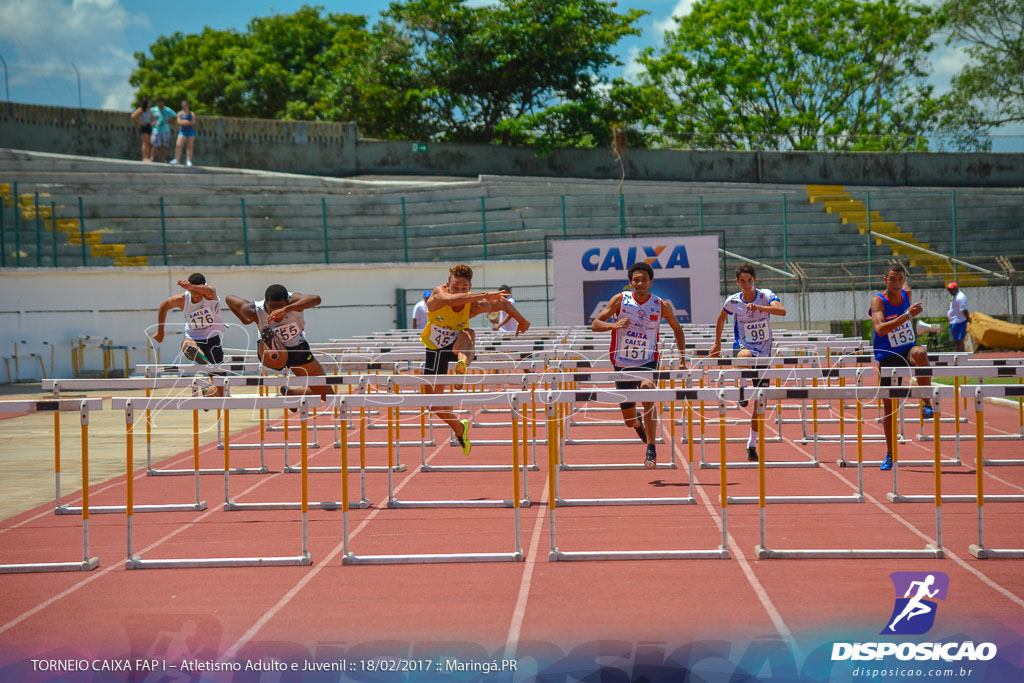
{"left": 582, "top": 245, "right": 690, "bottom": 271}
{"left": 882, "top": 571, "right": 948, "bottom": 635}
{"left": 831, "top": 572, "right": 998, "bottom": 663}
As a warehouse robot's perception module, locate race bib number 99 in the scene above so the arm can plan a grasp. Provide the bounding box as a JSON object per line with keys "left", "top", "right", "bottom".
{"left": 887, "top": 321, "right": 915, "bottom": 348}
{"left": 743, "top": 322, "right": 769, "bottom": 343}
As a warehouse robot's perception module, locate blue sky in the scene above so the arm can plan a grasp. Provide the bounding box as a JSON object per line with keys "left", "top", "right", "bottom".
{"left": 0, "top": 0, "right": 1013, "bottom": 145}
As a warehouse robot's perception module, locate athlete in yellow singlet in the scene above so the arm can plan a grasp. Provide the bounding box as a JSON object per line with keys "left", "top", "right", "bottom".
{"left": 422, "top": 264, "right": 531, "bottom": 455}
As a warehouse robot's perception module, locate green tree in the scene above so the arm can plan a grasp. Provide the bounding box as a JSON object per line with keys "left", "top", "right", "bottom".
{"left": 630, "top": 0, "right": 986, "bottom": 151}
{"left": 130, "top": 4, "right": 428, "bottom": 137}
{"left": 940, "top": 0, "right": 1024, "bottom": 129}
{"left": 384, "top": 0, "right": 646, "bottom": 143}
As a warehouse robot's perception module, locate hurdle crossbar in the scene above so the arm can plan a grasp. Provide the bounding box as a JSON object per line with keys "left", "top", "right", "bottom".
{"left": 968, "top": 386, "right": 1024, "bottom": 558}
{"left": 118, "top": 397, "right": 316, "bottom": 569}
{"left": 753, "top": 387, "right": 946, "bottom": 559}
{"left": 0, "top": 399, "right": 101, "bottom": 574}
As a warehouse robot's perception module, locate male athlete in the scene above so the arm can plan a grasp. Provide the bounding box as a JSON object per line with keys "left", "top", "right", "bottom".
{"left": 870, "top": 263, "right": 934, "bottom": 471}
{"left": 591, "top": 262, "right": 687, "bottom": 469}
{"left": 946, "top": 282, "right": 972, "bottom": 353}
{"left": 153, "top": 273, "right": 226, "bottom": 397}
{"left": 421, "top": 264, "right": 530, "bottom": 456}
{"left": 710, "top": 264, "right": 786, "bottom": 462}
{"left": 225, "top": 285, "right": 329, "bottom": 402}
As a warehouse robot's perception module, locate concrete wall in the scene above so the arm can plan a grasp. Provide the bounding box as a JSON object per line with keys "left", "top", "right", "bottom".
{"left": 3, "top": 103, "right": 1022, "bottom": 186}
{"left": 0, "top": 260, "right": 546, "bottom": 380}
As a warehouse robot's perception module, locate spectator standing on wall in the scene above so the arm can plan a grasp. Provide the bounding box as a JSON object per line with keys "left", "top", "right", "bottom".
{"left": 411, "top": 290, "right": 430, "bottom": 329}
{"left": 150, "top": 97, "right": 177, "bottom": 163}
{"left": 170, "top": 99, "right": 196, "bottom": 167}
{"left": 130, "top": 98, "right": 153, "bottom": 162}
{"left": 946, "top": 282, "right": 972, "bottom": 352}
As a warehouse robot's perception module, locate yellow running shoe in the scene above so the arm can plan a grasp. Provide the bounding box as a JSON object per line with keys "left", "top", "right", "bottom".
{"left": 455, "top": 419, "right": 471, "bottom": 456}
{"left": 453, "top": 358, "right": 468, "bottom": 389}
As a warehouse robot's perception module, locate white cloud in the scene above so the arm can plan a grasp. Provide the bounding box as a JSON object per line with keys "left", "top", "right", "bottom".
{"left": 0, "top": 0, "right": 148, "bottom": 109}
{"left": 652, "top": 0, "right": 696, "bottom": 42}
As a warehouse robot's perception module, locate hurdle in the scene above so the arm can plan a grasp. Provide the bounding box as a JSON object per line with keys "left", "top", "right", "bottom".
{"left": 115, "top": 395, "right": 316, "bottom": 569}
{"left": 337, "top": 395, "right": 525, "bottom": 565}
{"left": 753, "top": 385, "right": 947, "bottom": 560}
{"left": 0, "top": 399, "right": 101, "bottom": 574}
{"left": 544, "top": 393, "right": 728, "bottom": 561}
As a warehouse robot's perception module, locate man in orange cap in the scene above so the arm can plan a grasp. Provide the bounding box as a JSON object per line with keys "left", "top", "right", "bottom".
{"left": 946, "top": 282, "right": 971, "bottom": 352}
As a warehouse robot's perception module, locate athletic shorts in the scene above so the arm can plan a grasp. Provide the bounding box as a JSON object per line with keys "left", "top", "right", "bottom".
{"left": 876, "top": 347, "right": 914, "bottom": 387}
{"left": 190, "top": 334, "right": 224, "bottom": 364}
{"left": 151, "top": 130, "right": 170, "bottom": 147}
{"left": 950, "top": 320, "right": 967, "bottom": 341}
{"left": 139, "top": 124, "right": 152, "bottom": 135}
{"left": 613, "top": 360, "right": 658, "bottom": 410}
{"left": 179, "top": 127, "right": 196, "bottom": 138}
{"left": 282, "top": 339, "right": 315, "bottom": 368}
{"left": 424, "top": 342, "right": 456, "bottom": 375}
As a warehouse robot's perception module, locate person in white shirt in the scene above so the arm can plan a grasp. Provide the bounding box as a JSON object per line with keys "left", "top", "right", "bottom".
{"left": 153, "top": 272, "right": 227, "bottom": 396}
{"left": 411, "top": 290, "right": 430, "bottom": 329}
{"left": 946, "top": 282, "right": 972, "bottom": 352}
{"left": 710, "top": 263, "right": 787, "bottom": 462}
{"left": 492, "top": 285, "right": 520, "bottom": 333}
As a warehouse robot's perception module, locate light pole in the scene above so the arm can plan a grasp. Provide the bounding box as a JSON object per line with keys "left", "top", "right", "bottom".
{"left": 71, "top": 62, "right": 82, "bottom": 108}
{"left": 0, "top": 54, "right": 8, "bottom": 101}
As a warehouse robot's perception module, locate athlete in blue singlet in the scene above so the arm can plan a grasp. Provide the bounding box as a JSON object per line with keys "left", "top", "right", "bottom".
{"left": 869, "top": 263, "right": 934, "bottom": 470}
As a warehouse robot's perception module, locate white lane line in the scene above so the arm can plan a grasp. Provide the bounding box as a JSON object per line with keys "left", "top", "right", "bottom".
{"left": 503, "top": 478, "right": 549, "bottom": 660}
{"left": 220, "top": 440, "right": 449, "bottom": 661}
{"left": 664, "top": 420, "right": 801, "bottom": 659}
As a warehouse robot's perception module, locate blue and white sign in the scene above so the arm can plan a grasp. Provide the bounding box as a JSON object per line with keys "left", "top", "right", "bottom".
{"left": 553, "top": 236, "right": 720, "bottom": 326}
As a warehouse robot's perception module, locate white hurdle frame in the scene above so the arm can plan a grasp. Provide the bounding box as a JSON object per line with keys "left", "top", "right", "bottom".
{"left": 541, "top": 391, "right": 729, "bottom": 561}
{"left": 753, "top": 385, "right": 950, "bottom": 559}
{"left": 0, "top": 399, "right": 101, "bottom": 574}
{"left": 114, "top": 395, "right": 318, "bottom": 569}
{"left": 335, "top": 393, "right": 525, "bottom": 564}
{"left": 969, "top": 385, "right": 1024, "bottom": 559}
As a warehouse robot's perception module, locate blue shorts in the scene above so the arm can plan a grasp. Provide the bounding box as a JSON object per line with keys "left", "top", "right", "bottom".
{"left": 151, "top": 130, "right": 170, "bottom": 147}
{"left": 950, "top": 321, "right": 967, "bottom": 341}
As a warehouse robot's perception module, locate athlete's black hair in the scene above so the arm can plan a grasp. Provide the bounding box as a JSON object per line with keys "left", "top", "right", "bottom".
{"left": 265, "top": 284, "right": 289, "bottom": 302}
{"left": 627, "top": 262, "right": 654, "bottom": 280}
{"left": 735, "top": 263, "right": 756, "bottom": 279}
{"left": 187, "top": 273, "right": 206, "bottom": 285}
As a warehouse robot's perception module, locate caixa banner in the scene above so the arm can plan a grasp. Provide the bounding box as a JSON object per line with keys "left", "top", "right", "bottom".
{"left": 552, "top": 236, "right": 720, "bottom": 326}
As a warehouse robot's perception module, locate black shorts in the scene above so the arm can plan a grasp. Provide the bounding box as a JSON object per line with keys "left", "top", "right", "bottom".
{"left": 424, "top": 343, "right": 456, "bottom": 375}
{"left": 613, "top": 360, "right": 658, "bottom": 410}
{"left": 193, "top": 335, "right": 224, "bottom": 364}
{"left": 876, "top": 348, "right": 914, "bottom": 387}
{"left": 282, "top": 339, "right": 315, "bottom": 368}
{"left": 139, "top": 124, "right": 152, "bottom": 135}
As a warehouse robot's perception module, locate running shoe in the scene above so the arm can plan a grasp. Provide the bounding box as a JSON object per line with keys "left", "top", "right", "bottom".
{"left": 169, "top": 159, "right": 178, "bottom": 165}
{"left": 739, "top": 398, "right": 749, "bottom": 408}
{"left": 453, "top": 358, "right": 467, "bottom": 389}
{"left": 455, "top": 419, "right": 472, "bottom": 456}
{"left": 880, "top": 453, "right": 893, "bottom": 470}
{"left": 747, "top": 446, "right": 759, "bottom": 462}
{"left": 921, "top": 404, "right": 934, "bottom": 420}
{"left": 280, "top": 385, "right": 298, "bottom": 413}
{"left": 644, "top": 445, "right": 657, "bottom": 469}
{"left": 186, "top": 160, "right": 193, "bottom": 167}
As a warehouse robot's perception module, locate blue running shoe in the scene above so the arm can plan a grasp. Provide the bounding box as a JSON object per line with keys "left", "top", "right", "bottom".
{"left": 880, "top": 454, "right": 893, "bottom": 471}
{"left": 644, "top": 445, "right": 657, "bottom": 469}
{"left": 922, "top": 404, "right": 934, "bottom": 420}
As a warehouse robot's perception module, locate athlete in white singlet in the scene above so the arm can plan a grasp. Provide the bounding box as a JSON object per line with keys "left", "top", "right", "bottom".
{"left": 710, "top": 263, "right": 786, "bottom": 462}
{"left": 591, "top": 262, "right": 687, "bottom": 469}
{"left": 225, "top": 284, "right": 328, "bottom": 402}
{"left": 153, "top": 272, "right": 227, "bottom": 396}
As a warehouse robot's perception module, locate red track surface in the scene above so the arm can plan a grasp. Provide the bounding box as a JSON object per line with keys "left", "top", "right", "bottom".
{"left": 1, "top": 393, "right": 1023, "bottom": 682}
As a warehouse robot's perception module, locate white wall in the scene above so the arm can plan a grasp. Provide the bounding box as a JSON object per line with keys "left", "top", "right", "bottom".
{"left": 0, "top": 261, "right": 547, "bottom": 380}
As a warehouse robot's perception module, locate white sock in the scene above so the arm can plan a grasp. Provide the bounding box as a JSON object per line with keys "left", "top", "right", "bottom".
{"left": 747, "top": 430, "right": 757, "bottom": 448}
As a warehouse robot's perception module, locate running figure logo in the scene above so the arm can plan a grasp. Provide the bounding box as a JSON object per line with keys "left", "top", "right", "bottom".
{"left": 882, "top": 572, "right": 949, "bottom": 635}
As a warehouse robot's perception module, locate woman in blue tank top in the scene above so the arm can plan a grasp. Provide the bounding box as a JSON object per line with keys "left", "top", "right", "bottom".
{"left": 868, "top": 263, "right": 933, "bottom": 470}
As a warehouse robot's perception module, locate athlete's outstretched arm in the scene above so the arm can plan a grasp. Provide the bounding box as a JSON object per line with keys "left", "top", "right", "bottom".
{"left": 591, "top": 293, "right": 626, "bottom": 332}
{"left": 178, "top": 280, "right": 217, "bottom": 301}
{"left": 709, "top": 308, "right": 730, "bottom": 357}
{"left": 661, "top": 300, "right": 687, "bottom": 366}
{"left": 225, "top": 295, "right": 257, "bottom": 325}
{"left": 153, "top": 293, "right": 186, "bottom": 343}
